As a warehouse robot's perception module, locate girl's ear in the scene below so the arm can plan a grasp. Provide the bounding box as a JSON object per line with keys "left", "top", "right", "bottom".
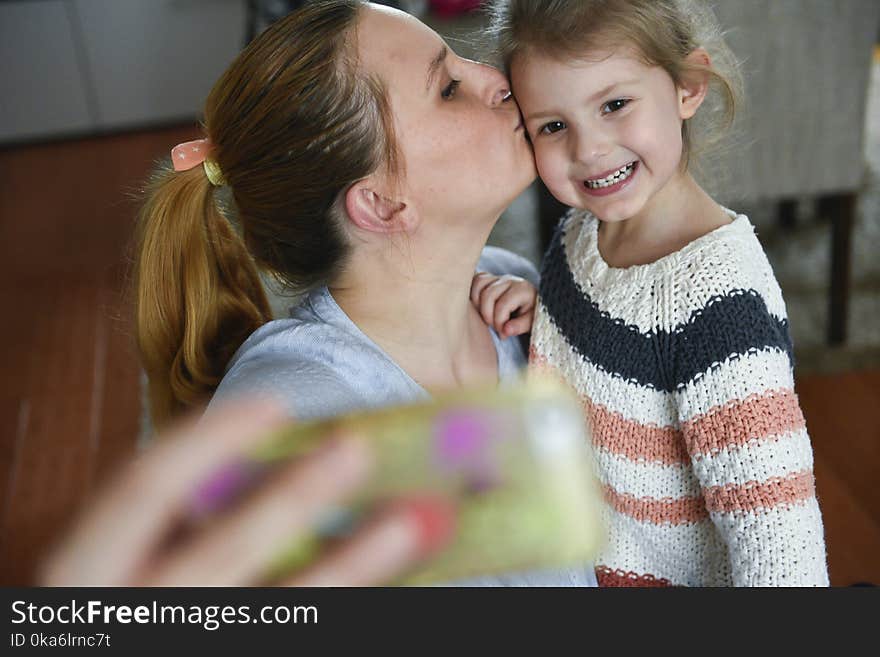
{"left": 344, "top": 178, "right": 417, "bottom": 235}
{"left": 678, "top": 48, "right": 712, "bottom": 120}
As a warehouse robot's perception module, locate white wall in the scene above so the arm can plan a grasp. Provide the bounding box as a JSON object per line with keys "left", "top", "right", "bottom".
{"left": 0, "top": 0, "right": 245, "bottom": 143}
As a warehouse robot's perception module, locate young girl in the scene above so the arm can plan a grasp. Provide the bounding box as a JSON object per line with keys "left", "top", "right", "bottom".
{"left": 472, "top": 0, "right": 829, "bottom": 586}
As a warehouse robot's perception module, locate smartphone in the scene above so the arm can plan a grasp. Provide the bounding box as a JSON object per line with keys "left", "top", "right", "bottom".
{"left": 197, "top": 377, "right": 604, "bottom": 585}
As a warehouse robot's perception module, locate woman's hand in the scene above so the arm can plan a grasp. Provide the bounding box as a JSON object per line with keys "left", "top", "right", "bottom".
{"left": 39, "top": 399, "right": 454, "bottom": 586}
{"left": 470, "top": 272, "right": 538, "bottom": 338}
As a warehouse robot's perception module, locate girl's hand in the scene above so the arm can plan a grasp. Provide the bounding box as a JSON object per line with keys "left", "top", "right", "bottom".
{"left": 39, "top": 399, "right": 454, "bottom": 587}
{"left": 470, "top": 272, "right": 538, "bottom": 338}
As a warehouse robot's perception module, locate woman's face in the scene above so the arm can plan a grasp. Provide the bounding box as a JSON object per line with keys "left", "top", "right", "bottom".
{"left": 356, "top": 5, "right": 535, "bottom": 230}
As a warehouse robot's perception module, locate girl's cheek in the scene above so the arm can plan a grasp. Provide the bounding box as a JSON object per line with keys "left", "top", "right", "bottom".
{"left": 634, "top": 103, "right": 680, "bottom": 149}
{"left": 627, "top": 117, "right": 666, "bottom": 155}
{"left": 618, "top": 111, "right": 647, "bottom": 143}
{"left": 534, "top": 149, "right": 560, "bottom": 184}
{"left": 535, "top": 141, "right": 561, "bottom": 169}
{"left": 532, "top": 144, "right": 548, "bottom": 170}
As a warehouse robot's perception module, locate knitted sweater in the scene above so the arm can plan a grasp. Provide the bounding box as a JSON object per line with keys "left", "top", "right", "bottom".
{"left": 529, "top": 209, "right": 829, "bottom": 587}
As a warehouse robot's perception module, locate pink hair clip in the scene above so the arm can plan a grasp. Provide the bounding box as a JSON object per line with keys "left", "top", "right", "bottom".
{"left": 171, "top": 138, "right": 225, "bottom": 186}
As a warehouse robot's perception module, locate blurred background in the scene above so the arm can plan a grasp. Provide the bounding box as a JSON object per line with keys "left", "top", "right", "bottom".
{"left": 0, "top": 0, "right": 878, "bottom": 586}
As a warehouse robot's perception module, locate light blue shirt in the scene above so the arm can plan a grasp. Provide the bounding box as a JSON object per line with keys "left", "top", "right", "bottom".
{"left": 209, "top": 247, "right": 597, "bottom": 587}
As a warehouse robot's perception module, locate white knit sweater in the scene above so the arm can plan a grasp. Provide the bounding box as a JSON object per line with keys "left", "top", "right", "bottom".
{"left": 529, "top": 209, "right": 829, "bottom": 586}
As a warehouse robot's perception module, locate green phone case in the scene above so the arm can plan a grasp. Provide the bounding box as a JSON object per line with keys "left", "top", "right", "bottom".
{"left": 250, "top": 377, "right": 605, "bottom": 585}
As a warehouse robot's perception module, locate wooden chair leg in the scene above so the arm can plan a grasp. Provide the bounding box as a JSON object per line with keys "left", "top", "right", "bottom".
{"left": 778, "top": 198, "right": 798, "bottom": 230}
{"left": 818, "top": 193, "right": 857, "bottom": 346}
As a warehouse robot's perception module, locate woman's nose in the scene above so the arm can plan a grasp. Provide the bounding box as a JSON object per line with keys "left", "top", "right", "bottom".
{"left": 491, "top": 86, "right": 513, "bottom": 107}
{"left": 468, "top": 60, "right": 513, "bottom": 108}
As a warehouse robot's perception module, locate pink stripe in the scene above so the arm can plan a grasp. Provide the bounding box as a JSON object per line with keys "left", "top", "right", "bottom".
{"left": 603, "top": 484, "right": 709, "bottom": 525}
{"left": 703, "top": 470, "right": 816, "bottom": 514}
{"left": 683, "top": 388, "right": 806, "bottom": 457}
{"left": 531, "top": 346, "right": 690, "bottom": 465}
{"left": 531, "top": 347, "right": 813, "bottom": 518}
{"left": 528, "top": 344, "right": 547, "bottom": 365}
{"left": 596, "top": 566, "right": 673, "bottom": 587}
{"left": 587, "top": 398, "right": 689, "bottom": 465}
{"left": 528, "top": 346, "right": 563, "bottom": 380}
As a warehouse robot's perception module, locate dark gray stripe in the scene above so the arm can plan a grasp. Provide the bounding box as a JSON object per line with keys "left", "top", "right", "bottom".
{"left": 538, "top": 222, "right": 793, "bottom": 392}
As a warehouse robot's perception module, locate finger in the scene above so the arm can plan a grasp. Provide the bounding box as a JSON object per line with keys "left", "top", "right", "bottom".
{"left": 502, "top": 314, "right": 534, "bottom": 337}
{"left": 493, "top": 291, "right": 530, "bottom": 333}
{"left": 470, "top": 272, "right": 495, "bottom": 306}
{"left": 478, "top": 280, "right": 512, "bottom": 326}
{"left": 148, "top": 436, "right": 373, "bottom": 586}
{"left": 284, "top": 496, "right": 456, "bottom": 587}
{"left": 496, "top": 284, "right": 537, "bottom": 331}
{"left": 40, "top": 398, "right": 288, "bottom": 586}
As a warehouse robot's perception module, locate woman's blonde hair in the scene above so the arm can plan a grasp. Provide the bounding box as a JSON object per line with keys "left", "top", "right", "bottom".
{"left": 134, "top": 0, "right": 398, "bottom": 428}
{"left": 488, "top": 0, "right": 743, "bottom": 168}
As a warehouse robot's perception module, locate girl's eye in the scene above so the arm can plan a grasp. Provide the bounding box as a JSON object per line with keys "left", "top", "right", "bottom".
{"left": 441, "top": 79, "right": 460, "bottom": 100}
{"left": 601, "top": 98, "right": 630, "bottom": 114}
{"left": 540, "top": 121, "right": 566, "bottom": 135}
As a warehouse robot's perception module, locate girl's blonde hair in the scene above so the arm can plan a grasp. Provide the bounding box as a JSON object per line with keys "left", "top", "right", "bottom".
{"left": 488, "top": 0, "right": 742, "bottom": 168}
{"left": 134, "top": 0, "right": 398, "bottom": 429}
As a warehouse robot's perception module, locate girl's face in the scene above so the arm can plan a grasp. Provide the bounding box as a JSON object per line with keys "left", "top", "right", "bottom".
{"left": 357, "top": 5, "right": 535, "bottom": 229}
{"left": 512, "top": 49, "right": 699, "bottom": 224}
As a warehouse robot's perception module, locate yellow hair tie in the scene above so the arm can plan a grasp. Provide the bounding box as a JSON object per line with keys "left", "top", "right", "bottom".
{"left": 203, "top": 159, "right": 226, "bottom": 187}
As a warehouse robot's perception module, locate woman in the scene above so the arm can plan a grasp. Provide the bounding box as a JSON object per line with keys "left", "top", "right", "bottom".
{"left": 138, "top": 0, "right": 536, "bottom": 425}
{"left": 45, "top": 1, "right": 595, "bottom": 586}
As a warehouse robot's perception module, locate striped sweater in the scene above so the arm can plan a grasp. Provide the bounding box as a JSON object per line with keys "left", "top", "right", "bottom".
{"left": 529, "top": 209, "right": 829, "bottom": 587}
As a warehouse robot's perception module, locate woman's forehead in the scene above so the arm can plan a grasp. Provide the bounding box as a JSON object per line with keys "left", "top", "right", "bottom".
{"left": 356, "top": 4, "right": 447, "bottom": 89}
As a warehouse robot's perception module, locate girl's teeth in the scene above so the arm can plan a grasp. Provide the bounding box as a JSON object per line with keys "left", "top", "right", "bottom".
{"left": 586, "top": 162, "right": 635, "bottom": 188}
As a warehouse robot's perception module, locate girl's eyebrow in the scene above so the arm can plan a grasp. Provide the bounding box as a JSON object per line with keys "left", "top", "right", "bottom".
{"left": 583, "top": 79, "right": 640, "bottom": 104}
{"left": 425, "top": 46, "right": 448, "bottom": 92}
{"left": 589, "top": 83, "right": 621, "bottom": 103}
{"left": 524, "top": 79, "right": 640, "bottom": 122}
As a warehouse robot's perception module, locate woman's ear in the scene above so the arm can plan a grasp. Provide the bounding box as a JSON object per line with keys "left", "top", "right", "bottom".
{"left": 344, "top": 179, "right": 414, "bottom": 235}
{"left": 678, "top": 48, "right": 711, "bottom": 120}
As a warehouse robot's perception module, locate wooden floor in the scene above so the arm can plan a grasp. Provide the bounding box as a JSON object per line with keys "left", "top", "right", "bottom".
{"left": 1, "top": 126, "right": 878, "bottom": 586}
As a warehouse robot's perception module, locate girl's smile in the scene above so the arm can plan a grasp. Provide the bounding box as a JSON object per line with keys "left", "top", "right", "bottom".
{"left": 582, "top": 160, "right": 639, "bottom": 196}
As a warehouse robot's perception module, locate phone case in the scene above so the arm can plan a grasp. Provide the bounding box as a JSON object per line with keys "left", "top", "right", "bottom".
{"left": 201, "top": 377, "right": 604, "bottom": 585}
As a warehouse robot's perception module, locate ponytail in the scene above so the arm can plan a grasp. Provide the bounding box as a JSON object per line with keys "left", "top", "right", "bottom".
{"left": 133, "top": 163, "right": 271, "bottom": 429}
{"left": 133, "top": 0, "right": 397, "bottom": 428}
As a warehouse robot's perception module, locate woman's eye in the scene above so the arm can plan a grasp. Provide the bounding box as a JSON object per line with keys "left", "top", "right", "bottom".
{"left": 441, "top": 79, "right": 460, "bottom": 100}
{"left": 601, "top": 98, "right": 630, "bottom": 114}
{"left": 540, "top": 121, "right": 566, "bottom": 135}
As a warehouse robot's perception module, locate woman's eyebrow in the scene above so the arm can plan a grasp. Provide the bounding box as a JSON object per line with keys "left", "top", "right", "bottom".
{"left": 425, "top": 46, "right": 448, "bottom": 92}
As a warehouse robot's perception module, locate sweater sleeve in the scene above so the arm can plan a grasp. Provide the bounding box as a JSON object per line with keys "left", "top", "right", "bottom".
{"left": 671, "top": 290, "right": 829, "bottom": 586}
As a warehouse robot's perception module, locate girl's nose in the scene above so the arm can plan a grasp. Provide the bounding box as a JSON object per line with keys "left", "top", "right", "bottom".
{"left": 573, "top": 127, "right": 612, "bottom": 163}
